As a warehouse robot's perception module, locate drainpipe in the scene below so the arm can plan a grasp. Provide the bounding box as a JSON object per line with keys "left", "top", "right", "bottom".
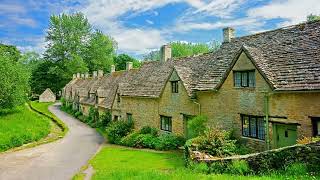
{"left": 192, "top": 99, "right": 201, "bottom": 115}
{"left": 264, "top": 92, "right": 270, "bottom": 150}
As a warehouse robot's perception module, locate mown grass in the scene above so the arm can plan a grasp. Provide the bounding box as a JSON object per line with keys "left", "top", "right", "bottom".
{"left": 0, "top": 104, "right": 51, "bottom": 152}
{"left": 80, "top": 145, "right": 318, "bottom": 180}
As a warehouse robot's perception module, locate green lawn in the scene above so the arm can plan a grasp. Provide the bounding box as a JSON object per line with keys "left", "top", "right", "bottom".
{"left": 0, "top": 104, "right": 51, "bottom": 152}
{"left": 81, "top": 145, "right": 316, "bottom": 180}
{"left": 30, "top": 102, "right": 54, "bottom": 115}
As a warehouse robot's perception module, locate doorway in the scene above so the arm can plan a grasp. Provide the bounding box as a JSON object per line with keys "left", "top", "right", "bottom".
{"left": 183, "top": 114, "right": 194, "bottom": 139}
{"left": 273, "top": 123, "right": 297, "bottom": 148}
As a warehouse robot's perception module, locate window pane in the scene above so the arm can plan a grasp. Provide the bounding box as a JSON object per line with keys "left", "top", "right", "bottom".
{"left": 241, "top": 72, "right": 248, "bottom": 87}
{"left": 257, "top": 118, "right": 265, "bottom": 140}
{"left": 234, "top": 72, "right": 241, "bottom": 87}
{"left": 250, "top": 117, "right": 257, "bottom": 137}
{"left": 242, "top": 116, "right": 249, "bottom": 137}
{"left": 249, "top": 71, "right": 255, "bottom": 87}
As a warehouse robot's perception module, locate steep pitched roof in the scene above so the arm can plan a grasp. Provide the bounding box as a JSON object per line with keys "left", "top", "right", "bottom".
{"left": 98, "top": 70, "right": 139, "bottom": 108}
{"left": 196, "top": 20, "right": 320, "bottom": 91}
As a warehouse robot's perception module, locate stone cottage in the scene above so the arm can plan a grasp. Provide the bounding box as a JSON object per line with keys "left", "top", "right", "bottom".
{"left": 62, "top": 20, "right": 320, "bottom": 151}
{"left": 39, "top": 88, "right": 56, "bottom": 102}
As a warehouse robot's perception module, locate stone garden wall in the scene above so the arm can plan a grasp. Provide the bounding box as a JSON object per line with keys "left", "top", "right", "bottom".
{"left": 186, "top": 141, "right": 320, "bottom": 174}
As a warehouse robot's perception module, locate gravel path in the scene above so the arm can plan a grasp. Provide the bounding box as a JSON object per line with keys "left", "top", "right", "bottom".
{"left": 0, "top": 103, "right": 104, "bottom": 180}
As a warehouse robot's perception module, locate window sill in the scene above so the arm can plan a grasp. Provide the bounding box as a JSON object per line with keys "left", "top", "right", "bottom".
{"left": 241, "top": 136, "right": 265, "bottom": 142}
{"left": 160, "top": 130, "right": 172, "bottom": 134}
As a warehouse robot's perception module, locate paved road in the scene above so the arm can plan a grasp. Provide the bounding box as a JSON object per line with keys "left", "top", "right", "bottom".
{"left": 0, "top": 103, "right": 104, "bottom": 180}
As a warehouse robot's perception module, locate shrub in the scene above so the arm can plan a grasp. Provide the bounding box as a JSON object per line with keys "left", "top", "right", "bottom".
{"left": 187, "top": 115, "right": 208, "bottom": 139}
{"left": 140, "top": 126, "right": 159, "bottom": 136}
{"left": 227, "top": 160, "right": 251, "bottom": 175}
{"left": 121, "top": 132, "right": 140, "bottom": 147}
{"left": 106, "top": 120, "right": 134, "bottom": 144}
{"left": 190, "top": 162, "right": 209, "bottom": 174}
{"left": 136, "top": 134, "right": 159, "bottom": 149}
{"left": 74, "top": 111, "right": 82, "bottom": 118}
{"left": 284, "top": 163, "right": 308, "bottom": 176}
{"left": 155, "top": 133, "right": 186, "bottom": 151}
{"left": 99, "top": 111, "right": 112, "bottom": 127}
{"left": 188, "top": 128, "right": 237, "bottom": 157}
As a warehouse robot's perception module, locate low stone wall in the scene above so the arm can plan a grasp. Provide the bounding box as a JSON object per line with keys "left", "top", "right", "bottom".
{"left": 186, "top": 141, "right": 320, "bottom": 174}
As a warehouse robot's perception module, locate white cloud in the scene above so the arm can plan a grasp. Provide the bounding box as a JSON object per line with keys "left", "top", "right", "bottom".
{"left": 248, "top": 0, "right": 320, "bottom": 26}
{"left": 174, "top": 18, "right": 261, "bottom": 32}
{"left": 146, "top": 20, "right": 154, "bottom": 25}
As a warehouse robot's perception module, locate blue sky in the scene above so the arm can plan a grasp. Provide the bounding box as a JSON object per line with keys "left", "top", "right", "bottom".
{"left": 0, "top": 0, "right": 319, "bottom": 58}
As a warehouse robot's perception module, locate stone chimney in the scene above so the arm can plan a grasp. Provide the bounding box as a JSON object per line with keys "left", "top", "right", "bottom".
{"left": 84, "top": 72, "right": 89, "bottom": 79}
{"left": 76, "top": 73, "right": 81, "bottom": 78}
{"left": 93, "top": 71, "right": 98, "bottom": 78}
{"left": 223, "top": 27, "right": 235, "bottom": 43}
{"left": 73, "top": 74, "right": 76, "bottom": 79}
{"left": 98, "top": 70, "right": 104, "bottom": 77}
{"left": 81, "top": 74, "right": 85, "bottom": 78}
{"left": 126, "top": 62, "right": 133, "bottom": 71}
{"left": 111, "top": 65, "right": 116, "bottom": 73}
{"left": 160, "top": 45, "right": 171, "bottom": 62}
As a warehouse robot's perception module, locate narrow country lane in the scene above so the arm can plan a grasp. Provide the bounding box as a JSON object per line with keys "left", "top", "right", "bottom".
{"left": 0, "top": 103, "right": 104, "bottom": 180}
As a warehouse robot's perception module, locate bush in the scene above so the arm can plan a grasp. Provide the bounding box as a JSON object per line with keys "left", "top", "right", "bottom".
{"left": 106, "top": 120, "right": 134, "bottom": 144}
{"left": 140, "top": 126, "right": 159, "bottom": 136}
{"left": 227, "top": 160, "right": 251, "bottom": 175}
{"left": 187, "top": 115, "right": 208, "bottom": 139}
{"left": 74, "top": 111, "right": 82, "bottom": 118}
{"left": 188, "top": 128, "right": 237, "bottom": 157}
{"left": 284, "top": 163, "right": 308, "bottom": 176}
{"left": 120, "top": 132, "right": 140, "bottom": 147}
{"left": 99, "top": 111, "right": 112, "bottom": 127}
{"left": 155, "top": 133, "right": 186, "bottom": 151}
{"left": 190, "top": 162, "right": 209, "bottom": 174}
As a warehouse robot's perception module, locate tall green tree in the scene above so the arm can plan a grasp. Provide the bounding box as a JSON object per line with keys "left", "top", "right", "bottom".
{"left": 30, "top": 60, "right": 63, "bottom": 95}
{"left": 0, "top": 44, "right": 21, "bottom": 62}
{"left": 19, "top": 51, "right": 43, "bottom": 72}
{"left": 44, "top": 12, "right": 91, "bottom": 62}
{"left": 114, "top": 54, "right": 141, "bottom": 71}
{"left": 0, "top": 49, "right": 30, "bottom": 109}
{"left": 85, "top": 31, "right": 117, "bottom": 72}
{"left": 143, "top": 41, "right": 220, "bottom": 61}
{"left": 307, "top": 14, "right": 320, "bottom": 22}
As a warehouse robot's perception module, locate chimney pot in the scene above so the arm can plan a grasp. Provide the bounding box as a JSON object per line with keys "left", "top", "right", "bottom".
{"left": 160, "top": 45, "right": 172, "bottom": 62}
{"left": 98, "top": 70, "right": 104, "bottom": 77}
{"left": 223, "top": 27, "right": 235, "bottom": 43}
{"left": 81, "top": 74, "right": 85, "bottom": 78}
{"left": 111, "top": 65, "right": 116, "bottom": 73}
{"left": 126, "top": 62, "right": 133, "bottom": 71}
{"left": 76, "top": 73, "right": 81, "bottom": 78}
{"left": 73, "top": 74, "right": 76, "bottom": 79}
{"left": 93, "top": 71, "right": 98, "bottom": 78}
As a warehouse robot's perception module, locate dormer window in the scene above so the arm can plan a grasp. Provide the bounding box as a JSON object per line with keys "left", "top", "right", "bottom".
{"left": 234, "top": 70, "right": 255, "bottom": 87}
{"left": 171, "top": 81, "right": 179, "bottom": 93}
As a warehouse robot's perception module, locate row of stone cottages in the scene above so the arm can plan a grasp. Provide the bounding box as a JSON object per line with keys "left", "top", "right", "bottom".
{"left": 62, "top": 20, "right": 320, "bottom": 151}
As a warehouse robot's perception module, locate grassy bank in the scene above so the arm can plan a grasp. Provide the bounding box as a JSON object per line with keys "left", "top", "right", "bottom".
{"left": 74, "top": 145, "right": 318, "bottom": 180}
{"left": 0, "top": 104, "right": 51, "bottom": 152}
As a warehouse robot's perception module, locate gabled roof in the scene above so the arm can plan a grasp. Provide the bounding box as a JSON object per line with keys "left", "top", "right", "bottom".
{"left": 97, "top": 69, "right": 139, "bottom": 109}
{"left": 196, "top": 20, "right": 320, "bottom": 91}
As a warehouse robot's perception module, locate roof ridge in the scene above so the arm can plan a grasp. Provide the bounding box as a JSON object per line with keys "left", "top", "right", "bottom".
{"left": 234, "top": 20, "right": 320, "bottom": 41}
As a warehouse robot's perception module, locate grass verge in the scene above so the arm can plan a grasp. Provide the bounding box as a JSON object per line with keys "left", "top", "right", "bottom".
{"left": 0, "top": 101, "right": 68, "bottom": 153}
{"left": 0, "top": 104, "right": 50, "bottom": 152}
{"left": 73, "top": 145, "right": 319, "bottom": 180}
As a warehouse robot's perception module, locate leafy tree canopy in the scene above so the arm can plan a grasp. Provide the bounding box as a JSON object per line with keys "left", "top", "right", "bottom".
{"left": 143, "top": 41, "right": 220, "bottom": 61}
{"left": 0, "top": 43, "right": 21, "bottom": 62}
{"left": 114, "top": 54, "right": 141, "bottom": 71}
{"left": 0, "top": 49, "right": 30, "bottom": 109}
{"left": 307, "top": 14, "right": 320, "bottom": 22}
{"left": 85, "top": 30, "right": 117, "bottom": 73}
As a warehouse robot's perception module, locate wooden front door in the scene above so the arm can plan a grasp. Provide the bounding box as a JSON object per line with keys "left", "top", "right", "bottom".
{"left": 273, "top": 124, "right": 297, "bottom": 148}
